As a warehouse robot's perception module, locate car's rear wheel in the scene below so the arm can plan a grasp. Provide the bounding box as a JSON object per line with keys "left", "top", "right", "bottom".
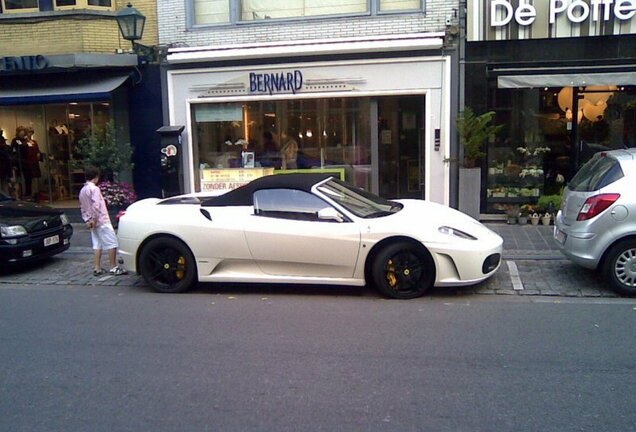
{"left": 604, "top": 239, "right": 636, "bottom": 296}
{"left": 371, "top": 241, "right": 435, "bottom": 299}
{"left": 139, "top": 237, "right": 197, "bottom": 293}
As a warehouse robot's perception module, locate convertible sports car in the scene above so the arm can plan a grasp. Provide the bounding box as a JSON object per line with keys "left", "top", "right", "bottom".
{"left": 118, "top": 174, "right": 503, "bottom": 299}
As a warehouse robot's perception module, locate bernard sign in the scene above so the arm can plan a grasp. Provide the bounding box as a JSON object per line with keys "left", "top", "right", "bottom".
{"left": 249, "top": 70, "right": 303, "bottom": 95}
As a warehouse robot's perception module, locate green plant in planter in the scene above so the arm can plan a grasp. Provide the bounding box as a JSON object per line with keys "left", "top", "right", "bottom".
{"left": 537, "top": 194, "right": 563, "bottom": 214}
{"left": 519, "top": 204, "right": 535, "bottom": 217}
{"left": 457, "top": 107, "right": 504, "bottom": 168}
{"left": 75, "top": 120, "right": 134, "bottom": 181}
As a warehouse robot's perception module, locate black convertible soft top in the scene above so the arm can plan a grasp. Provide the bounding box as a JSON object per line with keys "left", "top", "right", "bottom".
{"left": 201, "top": 173, "right": 333, "bottom": 207}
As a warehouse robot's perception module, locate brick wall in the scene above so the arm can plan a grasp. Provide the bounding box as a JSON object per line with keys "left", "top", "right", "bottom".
{"left": 0, "top": 0, "right": 158, "bottom": 56}
{"left": 158, "top": 0, "right": 458, "bottom": 47}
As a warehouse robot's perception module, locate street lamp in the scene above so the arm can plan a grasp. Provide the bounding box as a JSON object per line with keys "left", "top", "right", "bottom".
{"left": 115, "top": 2, "right": 155, "bottom": 63}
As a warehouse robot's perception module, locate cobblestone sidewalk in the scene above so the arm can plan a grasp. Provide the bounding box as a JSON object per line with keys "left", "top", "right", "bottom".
{"left": 0, "top": 223, "right": 619, "bottom": 298}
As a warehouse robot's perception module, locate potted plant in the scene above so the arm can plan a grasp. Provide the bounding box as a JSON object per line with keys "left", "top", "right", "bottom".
{"left": 75, "top": 120, "right": 134, "bottom": 183}
{"left": 97, "top": 181, "right": 137, "bottom": 228}
{"left": 457, "top": 107, "right": 504, "bottom": 219}
{"left": 540, "top": 213, "right": 551, "bottom": 225}
{"left": 537, "top": 194, "right": 563, "bottom": 216}
{"left": 518, "top": 204, "right": 534, "bottom": 225}
{"left": 536, "top": 194, "right": 562, "bottom": 226}
{"left": 529, "top": 212, "right": 540, "bottom": 225}
{"left": 504, "top": 204, "right": 520, "bottom": 225}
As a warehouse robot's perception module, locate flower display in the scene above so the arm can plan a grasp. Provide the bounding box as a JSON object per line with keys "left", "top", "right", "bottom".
{"left": 516, "top": 146, "right": 551, "bottom": 156}
{"left": 519, "top": 167, "right": 544, "bottom": 178}
{"left": 98, "top": 181, "right": 137, "bottom": 208}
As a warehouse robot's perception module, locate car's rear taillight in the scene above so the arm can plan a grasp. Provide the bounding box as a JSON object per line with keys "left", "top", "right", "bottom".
{"left": 576, "top": 194, "right": 620, "bottom": 221}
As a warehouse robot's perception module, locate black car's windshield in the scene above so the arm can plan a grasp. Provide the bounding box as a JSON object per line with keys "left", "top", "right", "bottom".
{"left": 317, "top": 179, "right": 402, "bottom": 218}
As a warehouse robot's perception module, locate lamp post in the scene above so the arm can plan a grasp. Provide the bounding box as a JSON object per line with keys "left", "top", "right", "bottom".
{"left": 115, "top": 2, "right": 155, "bottom": 63}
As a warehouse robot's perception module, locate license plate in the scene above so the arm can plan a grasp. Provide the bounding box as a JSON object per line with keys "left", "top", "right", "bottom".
{"left": 554, "top": 227, "right": 566, "bottom": 245}
{"left": 44, "top": 235, "right": 60, "bottom": 247}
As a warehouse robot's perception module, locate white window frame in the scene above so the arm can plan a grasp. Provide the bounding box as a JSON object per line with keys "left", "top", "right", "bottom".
{"left": 53, "top": 0, "right": 113, "bottom": 11}
{"left": 1, "top": 0, "right": 39, "bottom": 13}
{"left": 188, "top": 0, "right": 425, "bottom": 29}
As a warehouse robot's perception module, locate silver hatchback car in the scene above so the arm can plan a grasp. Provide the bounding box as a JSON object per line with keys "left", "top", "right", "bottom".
{"left": 554, "top": 149, "right": 636, "bottom": 295}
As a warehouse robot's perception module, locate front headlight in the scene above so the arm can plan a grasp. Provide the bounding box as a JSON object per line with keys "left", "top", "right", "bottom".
{"left": 60, "top": 213, "right": 70, "bottom": 226}
{"left": 438, "top": 226, "right": 477, "bottom": 241}
{"left": 1, "top": 225, "right": 27, "bottom": 238}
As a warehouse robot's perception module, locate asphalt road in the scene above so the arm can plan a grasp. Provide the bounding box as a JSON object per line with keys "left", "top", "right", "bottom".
{"left": 2, "top": 284, "right": 636, "bottom": 432}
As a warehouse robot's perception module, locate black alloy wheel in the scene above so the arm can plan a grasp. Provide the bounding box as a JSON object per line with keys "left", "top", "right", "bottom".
{"left": 138, "top": 237, "right": 197, "bottom": 293}
{"left": 604, "top": 239, "right": 636, "bottom": 296}
{"left": 372, "top": 241, "right": 435, "bottom": 299}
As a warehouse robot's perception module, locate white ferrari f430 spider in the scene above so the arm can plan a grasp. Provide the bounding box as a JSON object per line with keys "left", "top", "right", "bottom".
{"left": 117, "top": 174, "right": 503, "bottom": 299}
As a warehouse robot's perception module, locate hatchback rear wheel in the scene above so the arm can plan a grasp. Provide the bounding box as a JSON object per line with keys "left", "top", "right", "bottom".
{"left": 139, "top": 237, "right": 197, "bottom": 293}
{"left": 604, "top": 239, "right": 636, "bottom": 296}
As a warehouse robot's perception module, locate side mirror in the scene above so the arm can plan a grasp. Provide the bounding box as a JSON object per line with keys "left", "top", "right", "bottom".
{"left": 318, "top": 207, "right": 344, "bottom": 223}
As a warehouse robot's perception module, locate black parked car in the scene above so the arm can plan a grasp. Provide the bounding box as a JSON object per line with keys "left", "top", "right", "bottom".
{"left": 0, "top": 192, "right": 73, "bottom": 265}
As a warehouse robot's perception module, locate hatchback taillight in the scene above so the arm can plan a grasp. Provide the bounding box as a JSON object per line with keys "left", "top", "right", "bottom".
{"left": 576, "top": 193, "right": 620, "bottom": 221}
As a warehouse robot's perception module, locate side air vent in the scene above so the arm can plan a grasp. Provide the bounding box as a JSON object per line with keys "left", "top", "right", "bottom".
{"left": 200, "top": 209, "right": 212, "bottom": 221}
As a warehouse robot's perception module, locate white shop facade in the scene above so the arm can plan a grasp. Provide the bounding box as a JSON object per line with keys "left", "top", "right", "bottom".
{"left": 165, "top": 34, "right": 453, "bottom": 204}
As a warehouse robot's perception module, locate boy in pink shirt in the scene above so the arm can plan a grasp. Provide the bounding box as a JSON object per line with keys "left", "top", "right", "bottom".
{"left": 79, "top": 166, "right": 126, "bottom": 276}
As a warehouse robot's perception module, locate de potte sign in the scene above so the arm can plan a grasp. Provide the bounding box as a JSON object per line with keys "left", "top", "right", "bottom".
{"left": 469, "top": 0, "right": 636, "bottom": 41}
{"left": 491, "top": 0, "right": 636, "bottom": 27}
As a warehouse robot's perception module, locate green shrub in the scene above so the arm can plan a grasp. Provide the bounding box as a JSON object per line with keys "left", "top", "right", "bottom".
{"left": 537, "top": 194, "right": 562, "bottom": 214}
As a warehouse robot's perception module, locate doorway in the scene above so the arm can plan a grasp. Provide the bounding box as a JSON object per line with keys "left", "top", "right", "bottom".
{"left": 377, "top": 96, "right": 425, "bottom": 199}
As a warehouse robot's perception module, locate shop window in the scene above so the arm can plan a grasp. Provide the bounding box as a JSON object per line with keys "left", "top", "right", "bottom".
{"left": 484, "top": 86, "right": 636, "bottom": 213}
{"left": 253, "top": 188, "right": 328, "bottom": 221}
{"left": 54, "top": 0, "right": 112, "bottom": 8}
{"left": 191, "top": 98, "right": 371, "bottom": 193}
{"left": 379, "top": 0, "right": 421, "bottom": 12}
{"left": 3, "top": 0, "right": 39, "bottom": 11}
{"left": 240, "top": 0, "right": 367, "bottom": 21}
{"left": 193, "top": 0, "right": 230, "bottom": 25}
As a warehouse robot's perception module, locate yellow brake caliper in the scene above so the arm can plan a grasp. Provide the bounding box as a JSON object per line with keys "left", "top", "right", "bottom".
{"left": 386, "top": 259, "right": 398, "bottom": 288}
{"left": 175, "top": 256, "right": 186, "bottom": 280}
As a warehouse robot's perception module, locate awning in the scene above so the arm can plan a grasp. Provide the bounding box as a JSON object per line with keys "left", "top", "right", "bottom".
{"left": 0, "top": 74, "right": 130, "bottom": 105}
{"left": 498, "top": 72, "right": 636, "bottom": 88}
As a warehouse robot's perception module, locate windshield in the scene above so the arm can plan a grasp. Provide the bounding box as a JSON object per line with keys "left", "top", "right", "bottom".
{"left": 317, "top": 179, "right": 402, "bottom": 218}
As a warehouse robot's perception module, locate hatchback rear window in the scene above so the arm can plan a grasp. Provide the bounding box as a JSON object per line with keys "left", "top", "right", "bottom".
{"left": 568, "top": 154, "right": 624, "bottom": 192}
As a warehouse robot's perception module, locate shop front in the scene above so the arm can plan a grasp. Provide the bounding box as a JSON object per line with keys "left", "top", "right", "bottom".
{"left": 0, "top": 54, "right": 136, "bottom": 205}
{"left": 466, "top": 0, "right": 636, "bottom": 214}
{"left": 165, "top": 35, "right": 453, "bottom": 205}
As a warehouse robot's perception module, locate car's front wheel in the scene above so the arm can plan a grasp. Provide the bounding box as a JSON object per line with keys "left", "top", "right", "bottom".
{"left": 138, "top": 237, "right": 197, "bottom": 293}
{"left": 371, "top": 241, "right": 435, "bottom": 299}
{"left": 604, "top": 239, "right": 636, "bottom": 296}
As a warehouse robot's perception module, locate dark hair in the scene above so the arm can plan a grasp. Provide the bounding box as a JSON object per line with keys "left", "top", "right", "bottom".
{"left": 84, "top": 166, "right": 100, "bottom": 181}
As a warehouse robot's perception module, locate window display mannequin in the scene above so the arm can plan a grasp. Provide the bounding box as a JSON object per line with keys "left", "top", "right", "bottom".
{"left": 260, "top": 131, "right": 281, "bottom": 168}
{"left": 10, "top": 126, "right": 27, "bottom": 199}
{"left": 280, "top": 128, "right": 299, "bottom": 169}
{"left": 0, "top": 130, "right": 11, "bottom": 193}
{"left": 24, "top": 127, "right": 42, "bottom": 199}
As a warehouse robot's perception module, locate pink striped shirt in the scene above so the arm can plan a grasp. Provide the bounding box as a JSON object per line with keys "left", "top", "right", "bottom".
{"left": 79, "top": 181, "right": 111, "bottom": 227}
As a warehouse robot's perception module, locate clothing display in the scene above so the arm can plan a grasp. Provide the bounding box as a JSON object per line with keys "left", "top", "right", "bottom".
{"left": 0, "top": 136, "right": 11, "bottom": 182}
{"left": 23, "top": 139, "right": 42, "bottom": 179}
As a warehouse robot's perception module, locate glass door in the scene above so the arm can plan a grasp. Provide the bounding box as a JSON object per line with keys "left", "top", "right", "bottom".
{"left": 377, "top": 96, "right": 425, "bottom": 199}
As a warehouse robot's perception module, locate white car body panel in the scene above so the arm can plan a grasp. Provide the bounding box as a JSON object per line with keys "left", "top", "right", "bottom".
{"left": 118, "top": 182, "right": 503, "bottom": 289}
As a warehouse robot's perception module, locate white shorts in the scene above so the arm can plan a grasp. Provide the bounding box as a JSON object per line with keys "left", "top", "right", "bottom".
{"left": 91, "top": 223, "right": 119, "bottom": 251}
